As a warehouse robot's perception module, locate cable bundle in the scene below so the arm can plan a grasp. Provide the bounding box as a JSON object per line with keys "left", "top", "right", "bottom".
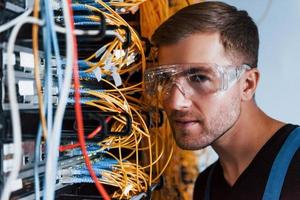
{"left": 0, "top": 0, "right": 175, "bottom": 199}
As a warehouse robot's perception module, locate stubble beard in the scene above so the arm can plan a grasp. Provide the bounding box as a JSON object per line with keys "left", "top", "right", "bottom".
{"left": 169, "top": 97, "right": 241, "bottom": 150}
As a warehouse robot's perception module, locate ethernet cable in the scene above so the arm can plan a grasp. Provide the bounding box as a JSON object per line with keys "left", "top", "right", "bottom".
{"left": 86, "top": 85, "right": 170, "bottom": 196}
{"left": 1, "top": 16, "right": 44, "bottom": 200}
{"left": 0, "top": 8, "right": 33, "bottom": 33}
{"left": 59, "top": 116, "right": 112, "bottom": 151}
{"left": 73, "top": 15, "right": 101, "bottom": 23}
{"left": 75, "top": 21, "right": 102, "bottom": 26}
{"left": 34, "top": 123, "right": 43, "bottom": 200}
{"left": 41, "top": 7, "right": 53, "bottom": 141}
{"left": 32, "top": 0, "right": 48, "bottom": 139}
{"left": 32, "top": 1, "right": 46, "bottom": 198}
{"left": 83, "top": 81, "right": 153, "bottom": 194}
{"left": 43, "top": 0, "right": 74, "bottom": 198}
{"left": 72, "top": 3, "right": 106, "bottom": 12}
{"left": 43, "top": 1, "right": 168, "bottom": 198}
{"left": 83, "top": 1, "right": 173, "bottom": 196}
{"left": 42, "top": 0, "right": 63, "bottom": 89}
{"left": 68, "top": 0, "right": 112, "bottom": 198}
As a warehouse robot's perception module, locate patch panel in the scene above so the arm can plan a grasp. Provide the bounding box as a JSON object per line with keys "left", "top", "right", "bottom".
{"left": 0, "top": 44, "right": 57, "bottom": 110}
{"left": 0, "top": 140, "right": 93, "bottom": 200}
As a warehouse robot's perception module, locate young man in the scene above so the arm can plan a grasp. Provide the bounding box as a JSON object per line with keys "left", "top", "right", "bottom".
{"left": 144, "top": 1, "right": 300, "bottom": 200}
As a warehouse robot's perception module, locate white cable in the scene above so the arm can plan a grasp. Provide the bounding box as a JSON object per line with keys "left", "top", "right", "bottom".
{"left": 55, "top": 25, "right": 99, "bottom": 35}
{"left": 55, "top": 25, "right": 124, "bottom": 43}
{"left": 106, "top": 30, "right": 125, "bottom": 43}
{"left": 43, "top": 0, "right": 74, "bottom": 199}
{"left": 0, "top": 8, "right": 33, "bottom": 33}
{"left": 1, "top": 17, "right": 44, "bottom": 200}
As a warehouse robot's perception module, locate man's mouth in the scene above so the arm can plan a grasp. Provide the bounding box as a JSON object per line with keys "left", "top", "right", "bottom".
{"left": 173, "top": 120, "right": 199, "bottom": 128}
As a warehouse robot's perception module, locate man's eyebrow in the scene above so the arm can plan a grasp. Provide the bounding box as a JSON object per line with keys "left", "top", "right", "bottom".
{"left": 183, "top": 66, "right": 213, "bottom": 74}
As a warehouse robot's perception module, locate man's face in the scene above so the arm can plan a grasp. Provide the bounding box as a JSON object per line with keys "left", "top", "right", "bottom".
{"left": 158, "top": 33, "right": 242, "bottom": 150}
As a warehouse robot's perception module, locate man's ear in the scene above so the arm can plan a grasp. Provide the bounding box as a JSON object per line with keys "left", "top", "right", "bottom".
{"left": 241, "top": 68, "right": 260, "bottom": 101}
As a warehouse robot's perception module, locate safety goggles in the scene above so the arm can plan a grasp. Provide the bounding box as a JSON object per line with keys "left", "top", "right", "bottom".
{"left": 144, "top": 63, "right": 251, "bottom": 102}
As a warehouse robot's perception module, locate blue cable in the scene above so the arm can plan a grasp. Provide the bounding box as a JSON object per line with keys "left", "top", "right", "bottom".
{"left": 34, "top": 124, "right": 42, "bottom": 200}
{"left": 44, "top": 25, "right": 53, "bottom": 138}
{"left": 72, "top": 0, "right": 96, "bottom": 3}
{"left": 70, "top": 169, "right": 105, "bottom": 176}
{"left": 41, "top": 1, "right": 54, "bottom": 199}
{"left": 72, "top": 4, "right": 92, "bottom": 12}
{"left": 65, "top": 176, "right": 95, "bottom": 183}
{"left": 34, "top": 10, "right": 50, "bottom": 196}
{"left": 67, "top": 97, "right": 99, "bottom": 104}
{"left": 61, "top": 60, "right": 94, "bottom": 70}
{"left": 74, "top": 15, "right": 98, "bottom": 23}
{"left": 74, "top": 21, "right": 102, "bottom": 26}
{"left": 72, "top": 4, "right": 96, "bottom": 12}
{"left": 71, "top": 3, "right": 109, "bottom": 12}
{"left": 68, "top": 88, "right": 104, "bottom": 94}
{"left": 72, "top": 0, "right": 111, "bottom": 4}
{"left": 78, "top": 60, "right": 95, "bottom": 70}
{"left": 78, "top": 71, "right": 98, "bottom": 80}
{"left": 43, "top": 0, "right": 63, "bottom": 90}
{"left": 87, "top": 2, "right": 111, "bottom": 8}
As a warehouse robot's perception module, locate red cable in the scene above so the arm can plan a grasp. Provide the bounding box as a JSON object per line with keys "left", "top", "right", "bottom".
{"left": 59, "top": 143, "right": 80, "bottom": 151}
{"left": 67, "top": 1, "right": 111, "bottom": 199}
{"left": 59, "top": 116, "right": 112, "bottom": 152}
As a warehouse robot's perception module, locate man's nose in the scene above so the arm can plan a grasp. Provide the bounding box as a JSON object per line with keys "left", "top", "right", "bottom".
{"left": 164, "top": 82, "right": 192, "bottom": 110}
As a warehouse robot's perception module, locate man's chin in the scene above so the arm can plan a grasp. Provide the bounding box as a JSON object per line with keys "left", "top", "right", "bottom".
{"left": 176, "top": 142, "right": 207, "bottom": 150}
{"left": 174, "top": 136, "right": 209, "bottom": 150}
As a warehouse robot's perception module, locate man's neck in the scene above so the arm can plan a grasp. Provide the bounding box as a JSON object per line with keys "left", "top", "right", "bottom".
{"left": 211, "top": 101, "right": 284, "bottom": 186}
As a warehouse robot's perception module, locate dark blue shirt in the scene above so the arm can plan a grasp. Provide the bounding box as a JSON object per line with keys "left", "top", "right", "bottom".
{"left": 193, "top": 124, "right": 300, "bottom": 200}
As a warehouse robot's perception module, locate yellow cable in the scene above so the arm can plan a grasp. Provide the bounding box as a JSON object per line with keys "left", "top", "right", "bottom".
{"left": 33, "top": 0, "right": 47, "bottom": 139}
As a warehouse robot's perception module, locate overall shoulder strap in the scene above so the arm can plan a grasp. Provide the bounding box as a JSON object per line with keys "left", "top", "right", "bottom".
{"left": 262, "top": 127, "right": 300, "bottom": 200}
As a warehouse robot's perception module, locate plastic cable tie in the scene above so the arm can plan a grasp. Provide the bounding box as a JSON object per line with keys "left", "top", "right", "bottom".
{"left": 123, "top": 103, "right": 129, "bottom": 111}
{"left": 95, "top": 45, "right": 108, "bottom": 58}
{"left": 52, "top": 87, "right": 59, "bottom": 95}
{"left": 3, "top": 159, "right": 13, "bottom": 173}
{"left": 113, "top": 49, "right": 125, "bottom": 60}
{"left": 51, "top": 0, "right": 61, "bottom": 10}
{"left": 20, "top": 52, "right": 34, "bottom": 68}
{"left": 104, "top": 53, "right": 113, "bottom": 66}
{"left": 111, "top": 66, "right": 122, "bottom": 87}
{"left": 18, "top": 80, "right": 34, "bottom": 96}
{"left": 51, "top": 58, "right": 57, "bottom": 67}
{"left": 103, "top": 64, "right": 111, "bottom": 71}
{"left": 93, "top": 67, "right": 102, "bottom": 82}
{"left": 118, "top": 8, "right": 126, "bottom": 13}
{"left": 33, "top": 96, "right": 39, "bottom": 104}
{"left": 124, "top": 184, "right": 133, "bottom": 196}
{"left": 126, "top": 53, "right": 136, "bottom": 66}
{"left": 105, "top": 18, "right": 112, "bottom": 24}
{"left": 10, "top": 178, "right": 23, "bottom": 192}
{"left": 3, "top": 52, "right": 16, "bottom": 66}
{"left": 3, "top": 143, "right": 14, "bottom": 155}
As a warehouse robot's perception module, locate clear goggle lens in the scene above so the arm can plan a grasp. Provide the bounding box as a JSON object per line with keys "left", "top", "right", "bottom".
{"left": 144, "top": 63, "right": 250, "bottom": 102}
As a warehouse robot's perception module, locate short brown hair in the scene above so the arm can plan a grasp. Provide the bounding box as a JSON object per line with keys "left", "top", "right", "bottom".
{"left": 151, "top": 1, "right": 259, "bottom": 67}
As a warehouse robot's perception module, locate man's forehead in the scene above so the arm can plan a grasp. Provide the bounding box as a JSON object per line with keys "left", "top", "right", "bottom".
{"left": 156, "top": 32, "right": 230, "bottom": 66}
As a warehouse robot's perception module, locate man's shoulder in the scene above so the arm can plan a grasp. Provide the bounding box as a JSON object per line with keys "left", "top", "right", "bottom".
{"left": 195, "top": 161, "right": 218, "bottom": 183}
{"left": 193, "top": 161, "right": 219, "bottom": 200}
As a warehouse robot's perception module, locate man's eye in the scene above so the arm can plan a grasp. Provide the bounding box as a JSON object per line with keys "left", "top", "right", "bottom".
{"left": 161, "top": 73, "right": 173, "bottom": 82}
{"left": 188, "top": 74, "right": 210, "bottom": 82}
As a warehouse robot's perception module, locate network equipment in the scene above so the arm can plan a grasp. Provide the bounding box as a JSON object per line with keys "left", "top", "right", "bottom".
{"left": 0, "top": 0, "right": 172, "bottom": 200}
